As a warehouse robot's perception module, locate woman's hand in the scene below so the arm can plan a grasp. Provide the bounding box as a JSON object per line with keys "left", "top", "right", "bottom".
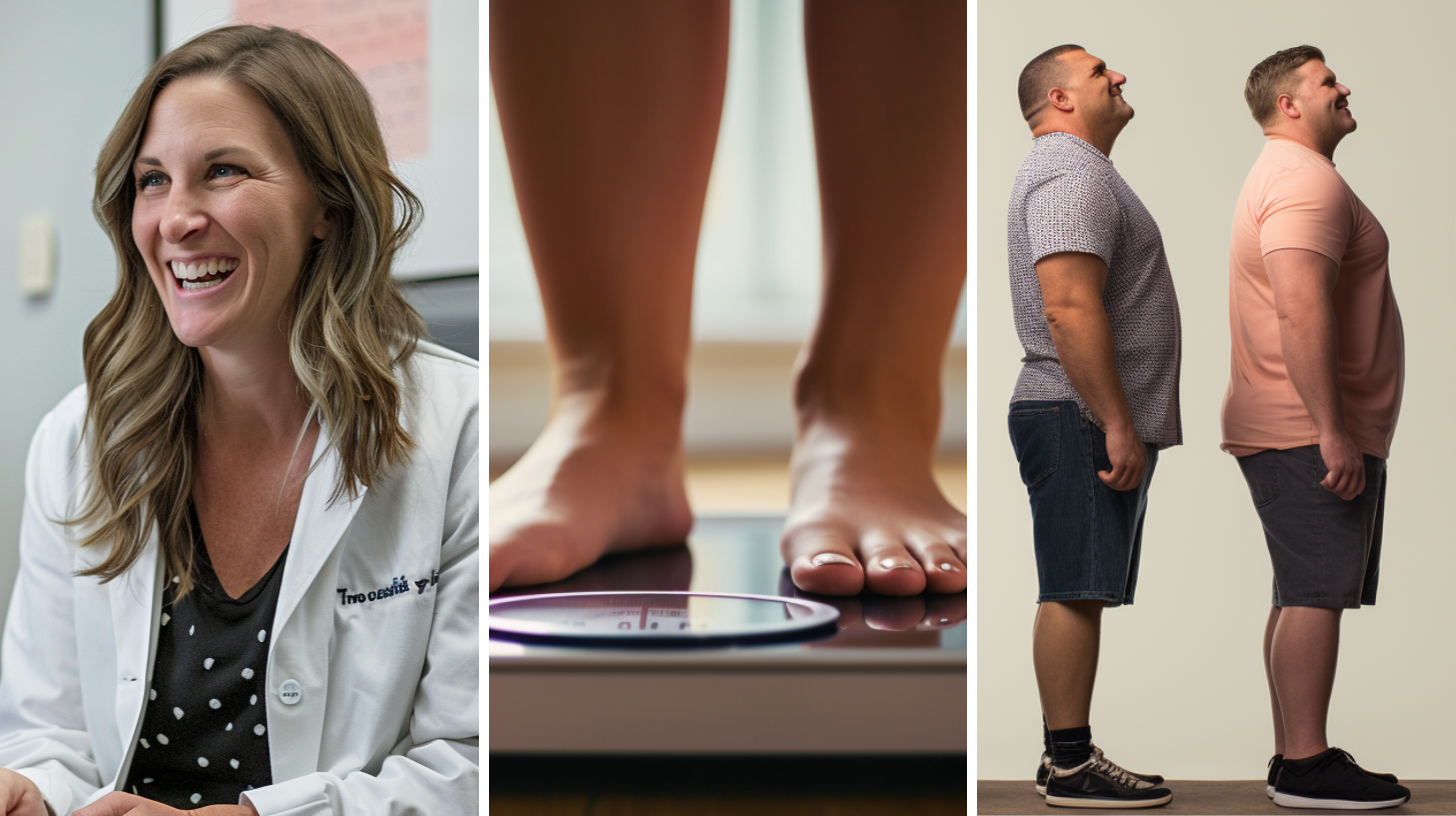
{"left": 72, "top": 793, "right": 256, "bottom": 816}
{"left": 0, "top": 769, "right": 49, "bottom": 816}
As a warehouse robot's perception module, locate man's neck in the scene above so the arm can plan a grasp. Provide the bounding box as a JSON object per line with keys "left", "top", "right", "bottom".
{"left": 1031, "top": 121, "right": 1117, "bottom": 157}
{"left": 1265, "top": 128, "right": 1336, "bottom": 161}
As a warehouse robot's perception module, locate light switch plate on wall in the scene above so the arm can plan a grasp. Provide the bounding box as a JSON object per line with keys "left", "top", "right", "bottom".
{"left": 18, "top": 214, "right": 55, "bottom": 297}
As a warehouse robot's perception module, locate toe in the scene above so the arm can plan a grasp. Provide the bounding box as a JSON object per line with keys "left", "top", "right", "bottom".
{"left": 862, "top": 537, "right": 928, "bottom": 596}
{"left": 911, "top": 540, "right": 967, "bottom": 594}
{"left": 782, "top": 523, "right": 866, "bottom": 596}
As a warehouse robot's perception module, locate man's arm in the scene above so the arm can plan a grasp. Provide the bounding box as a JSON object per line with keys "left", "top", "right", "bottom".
{"left": 1035, "top": 250, "right": 1144, "bottom": 491}
{"left": 1264, "top": 247, "right": 1363, "bottom": 500}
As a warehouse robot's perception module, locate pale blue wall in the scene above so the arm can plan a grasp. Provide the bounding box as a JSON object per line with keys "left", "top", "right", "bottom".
{"left": 0, "top": 2, "right": 153, "bottom": 619}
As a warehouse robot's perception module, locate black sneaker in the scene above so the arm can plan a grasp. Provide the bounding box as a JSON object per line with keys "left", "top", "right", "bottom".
{"left": 1037, "top": 746, "right": 1164, "bottom": 796}
{"left": 1044, "top": 753, "right": 1173, "bottom": 808}
{"left": 1269, "top": 751, "right": 1401, "bottom": 799}
{"left": 1272, "top": 747, "right": 1409, "bottom": 809}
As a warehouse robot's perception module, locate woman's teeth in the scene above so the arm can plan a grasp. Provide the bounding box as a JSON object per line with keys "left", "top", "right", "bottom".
{"left": 170, "top": 259, "right": 239, "bottom": 290}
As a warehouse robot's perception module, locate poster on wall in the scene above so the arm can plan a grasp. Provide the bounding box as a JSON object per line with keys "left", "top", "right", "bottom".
{"left": 163, "top": 0, "right": 478, "bottom": 279}
{"left": 233, "top": 0, "right": 430, "bottom": 159}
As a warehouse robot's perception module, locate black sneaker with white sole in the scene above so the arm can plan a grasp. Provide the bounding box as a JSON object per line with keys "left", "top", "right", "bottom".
{"left": 1268, "top": 752, "right": 1399, "bottom": 799}
{"left": 1272, "top": 747, "right": 1409, "bottom": 810}
{"left": 1044, "top": 753, "right": 1173, "bottom": 809}
{"left": 1036, "top": 745, "right": 1164, "bottom": 796}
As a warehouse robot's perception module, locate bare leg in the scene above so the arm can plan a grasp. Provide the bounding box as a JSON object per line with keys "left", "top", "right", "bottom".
{"left": 1269, "top": 606, "right": 1341, "bottom": 760}
{"left": 1265, "top": 605, "right": 1286, "bottom": 755}
{"left": 783, "top": 0, "right": 967, "bottom": 595}
{"left": 489, "top": 1, "right": 729, "bottom": 591}
{"left": 1033, "top": 601, "right": 1102, "bottom": 730}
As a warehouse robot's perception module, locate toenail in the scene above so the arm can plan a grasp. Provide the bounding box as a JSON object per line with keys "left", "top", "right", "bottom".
{"left": 879, "top": 559, "right": 914, "bottom": 570}
{"left": 812, "top": 553, "right": 855, "bottom": 567}
{"left": 939, "top": 562, "right": 956, "bottom": 572}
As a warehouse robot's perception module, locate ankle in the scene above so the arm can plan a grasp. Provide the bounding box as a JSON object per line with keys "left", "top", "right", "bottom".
{"left": 792, "top": 362, "right": 940, "bottom": 448}
{"left": 552, "top": 372, "right": 686, "bottom": 433}
{"left": 1049, "top": 725, "right": 1093, "bottom": 769}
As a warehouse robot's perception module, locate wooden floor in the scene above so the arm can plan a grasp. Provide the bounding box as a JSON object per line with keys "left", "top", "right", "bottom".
{"left": 978, "top": 779, "right": 1454, "bottom": 815}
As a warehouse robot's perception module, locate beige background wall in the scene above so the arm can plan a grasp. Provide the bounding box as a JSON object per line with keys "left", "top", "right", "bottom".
{"left": 977, "top": 1, "right": 1456, "bottom": 780}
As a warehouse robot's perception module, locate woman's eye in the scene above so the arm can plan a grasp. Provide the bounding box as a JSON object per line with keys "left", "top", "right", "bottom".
{"left": 135, "top": 172, "right": 166, "bottom": 191}
{"left": 209, "top": 165, "right": 245, "bottom": 180}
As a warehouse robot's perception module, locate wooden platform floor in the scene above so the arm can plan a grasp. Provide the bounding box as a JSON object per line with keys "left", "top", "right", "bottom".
{"left": 978, "top": 779, "right": 1455, "bottom": 815}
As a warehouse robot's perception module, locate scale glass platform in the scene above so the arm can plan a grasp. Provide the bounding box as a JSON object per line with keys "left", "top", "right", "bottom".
{"left": 489, "top": 515, "right": 966, "bottom": 754}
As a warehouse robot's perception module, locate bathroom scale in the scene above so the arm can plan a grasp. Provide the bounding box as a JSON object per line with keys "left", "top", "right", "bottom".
{"left": 488, "top": 591, "right": 841, "bottom": 647}
{"left": 489, "top": 515, "right": 967, "bottom": 755}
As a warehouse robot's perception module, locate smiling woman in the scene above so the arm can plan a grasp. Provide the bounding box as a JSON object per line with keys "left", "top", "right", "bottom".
{"left": 130, "top": 76, "right": 330, "bottom": 358}
{"left": 0, "top": 25, "right": 478, "bottom": 816}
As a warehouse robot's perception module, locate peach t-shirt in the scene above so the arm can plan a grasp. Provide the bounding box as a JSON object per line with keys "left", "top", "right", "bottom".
{"left": 1221, "top": 137, "right": 1404, "bottom": 459}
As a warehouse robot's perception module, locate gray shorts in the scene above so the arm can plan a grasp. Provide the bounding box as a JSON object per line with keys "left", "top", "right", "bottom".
{"left": 1236, "top": 445, "right": 1386, "bottom": 609}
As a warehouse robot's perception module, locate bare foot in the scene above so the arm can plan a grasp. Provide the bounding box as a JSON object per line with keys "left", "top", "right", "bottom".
{"left": 782, "top": 421, "right": 966, "bottom": 596}
{"left": 489, "top": 397, "right": 693, "bottom": 593}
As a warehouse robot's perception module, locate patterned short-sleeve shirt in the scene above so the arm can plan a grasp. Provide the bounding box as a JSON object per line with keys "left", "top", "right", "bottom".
{"left": 1006, "top": 131, "right": 1183, "bottom": 448}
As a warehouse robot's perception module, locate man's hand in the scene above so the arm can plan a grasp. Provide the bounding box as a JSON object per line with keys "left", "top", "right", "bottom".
{"left": 0, "top": 769, "right": 50, "bottom": 816}
{"left": 1098, "top": 421, "right": 1146, "bottom": 491}
{"left": 72, "top": 793, "right": 256, "bottom": 816}
{"left": 1319, "top": 429, "right": 1365, "bottom": 500}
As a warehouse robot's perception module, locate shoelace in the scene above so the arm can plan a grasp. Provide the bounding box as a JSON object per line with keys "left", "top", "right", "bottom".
{"left": 1092, "top": 747, "right": 1143, "bottom": 782}
{"left": 1089, "top": 754, "right": 1138, "bottom": 787}
{"left": 1329, "top": 748, "right": 1378, "bottom": 777}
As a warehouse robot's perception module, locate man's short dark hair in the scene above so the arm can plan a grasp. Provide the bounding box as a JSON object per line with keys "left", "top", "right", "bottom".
{"left": 1245, "top": 45, "right": 1325, "bottom": 127}
{"left": 1018, "top": 44, "right": 1084, "bottom": 123}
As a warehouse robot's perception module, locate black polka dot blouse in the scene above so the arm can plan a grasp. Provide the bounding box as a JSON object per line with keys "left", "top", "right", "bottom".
{"left": 123, "top": 516, "right": 284, "bottom": 808}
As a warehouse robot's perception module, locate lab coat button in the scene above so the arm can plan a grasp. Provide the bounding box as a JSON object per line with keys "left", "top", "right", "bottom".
{"left": 279, "top": 679, "right": 303, "bottom": 705}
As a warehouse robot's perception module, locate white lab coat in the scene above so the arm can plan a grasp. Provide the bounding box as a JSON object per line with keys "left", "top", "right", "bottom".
{"left": 0, "top": 342, "right": 479, "bottom": 815}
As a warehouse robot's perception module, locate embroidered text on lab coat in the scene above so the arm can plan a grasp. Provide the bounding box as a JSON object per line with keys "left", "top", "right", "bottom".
{"left": 336, "top": 570, "right": 438, "bottom": 605}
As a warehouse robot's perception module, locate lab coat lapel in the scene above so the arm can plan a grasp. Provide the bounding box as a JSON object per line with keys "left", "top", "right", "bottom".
{"left": 108, "top": 532, "right": 159, "bottom": 755}
{"left": 267, "top": 425, "right": 365, "bottom": 777}
{"left": 276, "top": 426, "right": 367, "bottom": 633}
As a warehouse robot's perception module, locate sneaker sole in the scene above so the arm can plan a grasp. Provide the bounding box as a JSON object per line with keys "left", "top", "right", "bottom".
{"left": 1266, "top": 784, "right": 1275, "bottom": 799}
{"left": 1036, "top": 784, "right": 1047, "bottom": 796}
{"left": 1272, "top": 791, "right": 1410, "bottom": 810}
{"left": 1045, "top": 792, "right": 1172, "bottom": 809}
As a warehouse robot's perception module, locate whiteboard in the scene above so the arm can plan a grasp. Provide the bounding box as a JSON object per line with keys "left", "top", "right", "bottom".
{"left": 163, "top": 0, "right": 478, "bottom": 279}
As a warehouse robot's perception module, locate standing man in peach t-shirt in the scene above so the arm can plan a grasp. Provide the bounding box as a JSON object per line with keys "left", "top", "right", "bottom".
{"left": 1223, "top": 45, "right": 1407, "bottom": 811}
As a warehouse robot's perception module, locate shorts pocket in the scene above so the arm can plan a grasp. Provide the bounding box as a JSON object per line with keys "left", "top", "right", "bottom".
{"left": 1243, "top": 453, "right": 1281, "bottom": 507}
{"left": 1008, "top": 407, "right": 1061, "bottom": 489}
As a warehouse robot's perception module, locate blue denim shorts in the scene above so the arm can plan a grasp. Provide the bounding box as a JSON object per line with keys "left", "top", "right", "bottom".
{"left": 1236, "top": 445, "right": 1385, "bottom": 609}
{"left": 1008, "top": 400, "right": 1159, "bottom": 607}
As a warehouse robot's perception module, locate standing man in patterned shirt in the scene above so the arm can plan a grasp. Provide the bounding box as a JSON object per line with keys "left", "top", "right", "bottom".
{"left": 1224, "top": 46, "right": 1408, "bottom": 810}
{"left": 1005, "top": 44, "right": 1179, "bottom": 809}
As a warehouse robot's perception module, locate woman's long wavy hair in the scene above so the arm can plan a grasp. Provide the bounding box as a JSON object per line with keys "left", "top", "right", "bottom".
{"left": 75, "top": 25, "right": 425, "bottom": 596}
